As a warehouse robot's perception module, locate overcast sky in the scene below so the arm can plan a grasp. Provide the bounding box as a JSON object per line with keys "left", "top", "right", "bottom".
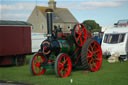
{"left": 0, "top": 0, "right": 128, "bottom": 26}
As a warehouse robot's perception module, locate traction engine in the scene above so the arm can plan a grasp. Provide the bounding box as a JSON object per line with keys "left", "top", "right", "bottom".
{"left": 30, "top": 9, "right": 102, "bottom": 77}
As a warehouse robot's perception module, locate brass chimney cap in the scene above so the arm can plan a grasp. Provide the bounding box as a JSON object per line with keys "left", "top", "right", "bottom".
{"left": 45, "top": 9, "right": 53, "bottom": 13}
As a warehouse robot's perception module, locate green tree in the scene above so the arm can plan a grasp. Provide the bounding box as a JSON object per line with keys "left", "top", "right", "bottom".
{"left": 82, "top": 20, "right": 101, "bottom": 32}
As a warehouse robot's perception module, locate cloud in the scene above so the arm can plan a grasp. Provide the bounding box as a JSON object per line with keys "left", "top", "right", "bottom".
{"left": 81, "top": 1, "right": 121, "bottom": 8}
{"left": 0, "top": 2, "right": 47, "bottom": 20}
{"left": 57, "top": 1, "right": 124, "bottom": 10}
{"left": 0, "top": 0, "right": 126, "bottom": 20}
{"left": 0, "top": 13, "right": 29, "bottom": 20}
{"left": 0, "top": 2, "right": 47, "bottom": 11}
{"left": 0, "top": 3, "right": 33, "bottom": 11}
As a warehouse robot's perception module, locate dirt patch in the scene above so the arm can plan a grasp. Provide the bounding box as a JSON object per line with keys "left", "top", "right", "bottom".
{"left": 81, "top": 71, "right": 90, "bottom": 74}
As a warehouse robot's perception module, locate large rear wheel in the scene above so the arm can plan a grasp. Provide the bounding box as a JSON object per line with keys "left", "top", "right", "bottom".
{"left": 81, "top": 39, "right": 102, "bottom": 72}
{"left": 55, "top": 53, "right": 72, "bottom": 77}
{"left": 30, "top": 53, "right": 46, "bottom": 76}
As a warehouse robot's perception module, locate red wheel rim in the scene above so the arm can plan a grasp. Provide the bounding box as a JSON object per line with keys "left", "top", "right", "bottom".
{"left": 74, "top": 24, "right": 87, "bottom": 47}
{"left": 32, "top": 53, "right": 46, "bottom": 75}
{"left": 57, "top": 54, "right": 72, "bottom": 77}
{"left": 87, "top": 41, "right": 102, "bottom": 71}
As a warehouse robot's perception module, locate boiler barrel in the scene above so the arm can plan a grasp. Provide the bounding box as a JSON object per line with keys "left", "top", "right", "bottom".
{"left": 41, "top": 40, "right": 77, "bottom": 55}
{"left": 53, "top": 40, "right": 76, "bottom": 53}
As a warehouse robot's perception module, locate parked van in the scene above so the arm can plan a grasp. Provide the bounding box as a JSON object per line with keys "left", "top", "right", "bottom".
{"left": 31, "top": 33, "right": 47, "bottom": 52}
{"left": 101, "top": 27, "right": 128, "bottom": 58}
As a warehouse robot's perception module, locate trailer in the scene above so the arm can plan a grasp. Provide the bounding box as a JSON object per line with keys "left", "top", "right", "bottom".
{"left": 0, "top": 20, "right": 32, "bottom": 66}
{"left": 101, "top": 27, "right": 128, "bottom": 59}
{"left": 114, "top": 19, "right": 128, "bottom": 27}
{"left": 0, "top": 20, "right": 47, "bottom": 66}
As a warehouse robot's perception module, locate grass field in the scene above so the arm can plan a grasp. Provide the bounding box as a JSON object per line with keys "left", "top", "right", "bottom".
{"left": 0, "top": 55, "right": 128, "bottom": 85}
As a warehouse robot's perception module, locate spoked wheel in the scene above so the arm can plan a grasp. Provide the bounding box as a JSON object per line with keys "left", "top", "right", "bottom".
{"left": 55, "top": 53, "right": 72, "bottom": 77}
{"left": 72, "top": 24, "right": 87, "bottom": 47}
{"left": 81, "top": 39, "right": 102, "bottom": 72}
{"left": 30, "top": 53, "right": 46, "bottom": 76}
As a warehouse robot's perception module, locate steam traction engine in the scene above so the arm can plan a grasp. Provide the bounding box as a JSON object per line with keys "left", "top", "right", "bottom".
{"left": 30, "top": 9, "right": 102, "bottom": 77}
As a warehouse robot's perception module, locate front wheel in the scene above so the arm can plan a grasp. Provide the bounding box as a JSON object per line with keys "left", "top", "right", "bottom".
{"left": 55, "top": 53, "right": 72, "bottom": 77}
{"left": 30, "top": 53, "right": 46, "bottom": 76}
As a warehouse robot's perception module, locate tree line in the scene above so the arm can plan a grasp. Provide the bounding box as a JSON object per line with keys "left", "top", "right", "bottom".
{"left": 82, "top": 20, "right": 101, "bottom": 32}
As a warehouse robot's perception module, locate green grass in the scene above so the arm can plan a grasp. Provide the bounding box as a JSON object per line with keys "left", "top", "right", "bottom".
{"left": 0, "top": 55, "right": 128, "bottom": 85}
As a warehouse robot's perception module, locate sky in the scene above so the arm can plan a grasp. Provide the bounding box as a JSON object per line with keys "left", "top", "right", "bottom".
{"left": 0, "top": 0, "right": 128, "bottom": 26}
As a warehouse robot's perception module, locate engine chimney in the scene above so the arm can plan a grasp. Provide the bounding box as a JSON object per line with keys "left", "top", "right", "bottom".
{"left": 45, "top": 9, "right": 53, "bottom": 40}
